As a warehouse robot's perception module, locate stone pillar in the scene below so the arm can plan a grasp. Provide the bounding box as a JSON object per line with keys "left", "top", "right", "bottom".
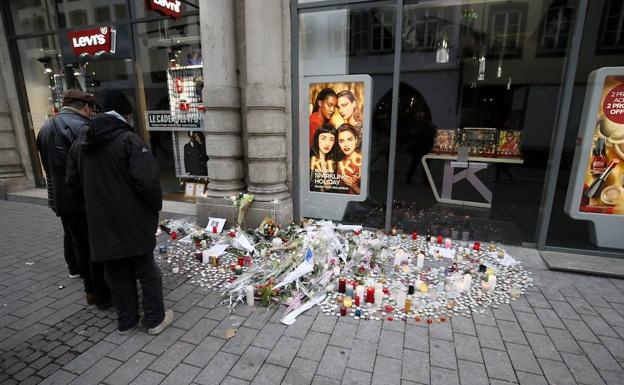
{"left": 242, "top": 0, "right": 293, "bottom": 224}
{"left": 196, "top": 0, "right": 245, "bottom": 224}
{"left": 200, "top": 0, "right": 245, "bottom": 198}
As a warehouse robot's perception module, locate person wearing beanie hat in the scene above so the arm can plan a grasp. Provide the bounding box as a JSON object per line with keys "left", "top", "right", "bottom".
{"left": 36, "top": 88, "right": 111, "bottom": 309}
{"left": 67, "top": 88, "right": 173, "bottom": 335}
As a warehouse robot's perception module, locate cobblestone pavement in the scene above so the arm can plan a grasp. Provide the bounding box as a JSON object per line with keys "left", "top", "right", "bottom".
{"left": 1, "top": 200, "right": 624, "bottom": 385}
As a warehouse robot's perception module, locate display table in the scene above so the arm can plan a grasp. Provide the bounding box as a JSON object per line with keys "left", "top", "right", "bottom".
{"left": 421, "top": 153, "right": 524, "bottom": 208}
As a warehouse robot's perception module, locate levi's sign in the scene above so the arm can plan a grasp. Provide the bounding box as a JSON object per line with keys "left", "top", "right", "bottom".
{"left": 67, "top": 27, "right": 116, "bottom": 57}
{"left": 146, "top": 0, "right": 182, "bottom": 19}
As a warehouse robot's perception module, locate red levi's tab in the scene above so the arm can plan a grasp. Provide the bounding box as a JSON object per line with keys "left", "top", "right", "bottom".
{"left": 146, "top": 0, "right": 182, "bottom": 19}
{"left": 68, "top": 27, "right": 116, "bottom": 57}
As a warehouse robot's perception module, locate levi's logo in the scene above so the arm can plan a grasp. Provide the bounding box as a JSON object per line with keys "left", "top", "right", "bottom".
{"left": 147, "top": 0, "right": 182, "bottom": 19}
{"left": 68, "top": 27, "right": 116, "bottom": 57}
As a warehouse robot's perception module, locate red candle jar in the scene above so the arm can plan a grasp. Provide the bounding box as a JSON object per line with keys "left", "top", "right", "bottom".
{"left": 171, "top": 231, "right": 177, "bottom": 240}
{"left": 238, "top": 257, "right": 246, "bottom": 267}
{"left": 340, "top": 305, "right": 347, "bottom": 316}
{"left": 355, "top": 295, "right": 360, "bottom": 307}
{"left": 338, "top": 277, "right": 346, "bottom": 293}
{"left": 365, "top": 286, "right": 375, "bottom": 303}
{"left": 474, "top": 242, "right": 480, "bottom": 251}
{"left": 411, "top": 232, "right": 417, "bottom": 240}
{"left": 212, "top": 225, "right": 218, "bottom": 234}
{"left": 437, "top": 235, "right": 443, "bottom": 244}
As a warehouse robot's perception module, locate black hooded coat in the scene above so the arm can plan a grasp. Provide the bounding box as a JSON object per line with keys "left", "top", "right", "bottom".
{"left": 66, "top": 113, "right": 162, "bottom": 262}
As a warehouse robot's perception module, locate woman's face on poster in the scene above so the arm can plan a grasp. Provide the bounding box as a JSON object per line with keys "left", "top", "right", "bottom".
{"left": 319, "top": 96, "right": 337, "bottom": 121}
{"left": 337, "top": 96, "right": 356, "bottom": 121}
{"left": 318, "top": 133, "right": 335, "bottom": 155}
{"left": 338, "top": 130, "right": 356, "bottom": 156}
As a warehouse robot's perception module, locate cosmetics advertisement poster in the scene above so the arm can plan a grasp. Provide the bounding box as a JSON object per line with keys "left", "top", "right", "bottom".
{"left": 579, "top": 76, "right": 624, "bottom": 215}
{"left": 308, "top": 81, "right": 366, "bottom": 195}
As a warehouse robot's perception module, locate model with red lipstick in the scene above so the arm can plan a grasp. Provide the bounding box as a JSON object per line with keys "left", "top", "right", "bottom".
{"left": 337, "top": 124, "right": 362, "bottom": 194}
{"left": 309, "top": 88, "right": 337, "bottom": 145}
{"left": 310, "top": 124, "right": 339, "bottom": 192}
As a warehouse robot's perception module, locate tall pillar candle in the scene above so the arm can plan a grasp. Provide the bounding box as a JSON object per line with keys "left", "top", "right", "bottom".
{"left": 416, "top": 253, "right": 425, "bottom": 269}
{"left": 396, "top": 289, "right": 407, "bottom": 308}
{"left": 356, "top": 285, "right": 365, "bottom": 303}
{"left": 246, "top": 285, "right": 255, "bottom": 306}
{"left": 374, "top": 286, "right": 383, "bottom": 306}
{"left": 345, "top": 283, "right": 354, "bottom": 298}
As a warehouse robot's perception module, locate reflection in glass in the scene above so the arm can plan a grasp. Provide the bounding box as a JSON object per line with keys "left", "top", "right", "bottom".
{"left": 8, "top": 0, "right": 56, "bottom": 35}
{"left": 57, "top": 0, "right": 128, "bottom": 28}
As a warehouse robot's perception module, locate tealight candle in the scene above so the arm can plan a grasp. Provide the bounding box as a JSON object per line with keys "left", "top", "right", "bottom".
{"left": 510, "top": 284, "right": 521, "bottom": 299}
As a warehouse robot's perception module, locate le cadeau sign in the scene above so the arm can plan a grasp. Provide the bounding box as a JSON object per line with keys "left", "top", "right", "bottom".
{"left": 146, "top": 0, "right": 182, "bottom": 19}
{"left": 68, "top": 27, "right": 116, "bottom": 57}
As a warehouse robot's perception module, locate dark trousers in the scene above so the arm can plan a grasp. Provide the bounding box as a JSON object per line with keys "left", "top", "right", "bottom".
{"left": 60, "top": 219, "right": 79, "bottom": 275}
{"left": 103, "top": 253, "right": 165, "bottom": 330}
{"left": 61, "top": 212, "right": 110, "bottom": 302}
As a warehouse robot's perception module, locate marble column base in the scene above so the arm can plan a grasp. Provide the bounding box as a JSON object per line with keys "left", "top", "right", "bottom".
{"left": 196, "top": 196, "right": 293, "bottom": 229}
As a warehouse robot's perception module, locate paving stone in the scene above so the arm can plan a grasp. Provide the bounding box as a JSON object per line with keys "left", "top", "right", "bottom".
{"left": 341, "top": 367, "right": 372, "bottom": 385}
{"left": 64, "top": 340, "right": 116, "bottom": 374}
{"left": 311, "top": 375, "right": 341, "bottom": 385}
{"left": 159, "top": 363, "right": 201, "bottom": 385}
{"left": 475, "top": 324, "right": 505, "bottom": 351}
{"left": 194, "top": 352, "right": 239, "bottom": 385}
{"left": 13, "top": 366, "right": 36, "bottom": 382}
{"left": 596, "top": 307, "right": 624, "bottom": 328}
{"left": 472, "top": 309, "right": 497, "bottom": 326}
{"left": 284, "top": 315, "right": 315, "bottom": 340}
{"left": 55, "top": 351, "right": 78, "bottom": 366}
{"left": 430, "top": 338, "right": 456, "bottom": 370}
{"left": 430, "top": 366, "right": 459, "bottom": 385}
{"left": 311, "top": 313, "right": 338, "bottom": 335}
{"left": 497, "top": 320, "right": 528, "bottom": 345}
{"left": 229, "top": 346, "right": 270, "bottom": 381}
{"left": 371, "top": 356, "right": 401, "bottom": 385}
{"left": 401, "top": 349, "right": 429, "bottom": 384}
{"left": 210, "top": 315, "right": 247, "bottom": 339}
{"left": 377, "top": 329, "right": 403, "bottom": 359}
{"left": 549, "top": 300, "right": 581, "bottom": 321}
{"left": 516, "top": 371, "right": 548, "bottom": 385}
{"left": 454, "top": 333, "right": 483, "bottom": 363}
{"left": 561, "top": 351, "right": 606, "bottom": 385}
{"left": 222, "top": 327, "right": 259, "bottom": 355}
{"left": 196, "top": 292, "right": 222, "bottom": 309}
{"left": 545, "top": 327, "right": 583, "bottom": 354}
{"left": 510, "top": 297, "right": 533, "bottom": 313}
{"left": 69, "top": 356, "right": 123, "bottom": 385}
{"left": 346, "top": 339, "right": 377, "bottom": 373}
{"left": 541, "top": 289, "right": 565, "bottom": 302}
{"left": 250, "top": 363, "right": 287, "bottom": 385}
{"left": 492, "top": 304, "right": 517, "bottom": 322}
{"left": 37, "top": 362, "right": 60, "bottom": 378}
{"left": 525, "top": 292, "right": 552, "bottom": 309}
{"left": 172, "top": 307, "right": 209, "bottom": 330}
{"left": 39, "top": 369, "right": 77, "bottom": 385}
{"left": 142, "top": 327, "right": 185, "bottom": 355}
{"left": 429, "top": 320, "right": 452, "bottom": 341}
{"left": 404, "top": 324, "right": 428, "bottom": 352}
{"left": 242, "top": 308, "right": 275, "bottom": 330}
{"left": 580, "top": 313, "right": 618, "bottom": 338}
{"left": 297, "top": 331, "right": 330, "bottom": 362}
{"left": 505, "top": 342, "right": 542, "bottom": 375}
{"left": 252, "top": 322, "right": 286, "bottom": 350}
{"left": 104, "top": 351, "right": 156, "bottom": 385}
{"left": 598, "top": 369, "right": 624, "bottom": 385}
{"left": 534, "top": 308, "right": 566, "bottom": 329}
{"left": 450, "top": 316, "right": 475, "bottom": 336}
{"left": 356, "top": 320, "right": 382, "bottom": 343}
{"left": 561, "top": 318, "right": 600, "bottom": 344}
{"left": 598, "top": 335, "right": 624, "bottom": 367}
{"left": 579, "top": 341, "right": 623, "bottom": 372}
{"left": 107, "top": 333, "right": 153, "bottom": 362}
{"left": 482, "top": 348, "right": 516, "bottom": 383}
{"left": 205, "top": 305, "right": 232, "bottom": 321}
{"left": 328, "top": 321, "right": 358, "bottom": 349}
{"left": 538, "top": 358, "right": 577, "bottom": 385}
{"left": 457, "top": 359, "right": 487, "bottom": 385}
{"left": 566, "top": 296, "right": 597, "bottom": 316}
{"left": 180, "top": 318, "right": 219, "bottom": 344}
{"left": 149, "top": 341, "right": 194, "bottom": 375}
{"left": 525, "top": 332, "right": 561, "bottom": 361}
{"left": 515, "top": 311, "right": 546, "bottom": 335}
{"left": 267, "top": 335, "right": 303, "bottom": 367}
{"left": 282, "top": 357, "right": 318, "bottom": 385}
{"left": 316, "top": 345, "right": 350, "bottom": 380}
{"left": 183, "top": 335, "right": 225, "bottom": 368}
{"left": 221, "top": 376, "right": 250, "bottom": 385}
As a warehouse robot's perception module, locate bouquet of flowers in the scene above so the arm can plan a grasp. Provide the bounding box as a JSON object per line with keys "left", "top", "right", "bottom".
{"left": 229, "top": 193, "right": 255, "bottom": 227}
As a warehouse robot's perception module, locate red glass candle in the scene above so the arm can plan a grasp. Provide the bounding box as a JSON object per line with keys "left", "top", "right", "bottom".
{"left": 437, "top": 235, "right": 443, "bottom": 244}
{"left": 238, "top": 257, "right": 246, "bottom": 267}
{"left": 338, "top": 277, "right": 346, "bottom": 293}
{"left": 473, "top": 242, "right": 480, "bottom": 251}
{"left": 411, "top": 232, "right": 417, "bottom": 240}
{"left": 212, "top": 225, "right": 218, "bottom": 234}
{"left": 340, "top": 305, "right": 347, "bottom": 316}
{"left": 366, "top": 286, "right": 375, "bottom": 303}
{"left": 355, "top": 295, "right": 360, "bottom": 307}
{"left": 171, "top": 231, "right": 177, "bottom": 240}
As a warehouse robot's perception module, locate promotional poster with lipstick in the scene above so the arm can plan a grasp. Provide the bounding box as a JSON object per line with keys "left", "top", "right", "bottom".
{"left": 308, "top": 82, "right": 365, "bottom": 195}
{"left": 580, "top": 76, "right": 624, "bottom": 215}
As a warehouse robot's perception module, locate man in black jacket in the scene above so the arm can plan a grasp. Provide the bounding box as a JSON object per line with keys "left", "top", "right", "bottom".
{"left": 36, "top": 89, "right": 111, "bottom": 307}
{"left": 67, "top": 89, "right": 173, "bottom": 335}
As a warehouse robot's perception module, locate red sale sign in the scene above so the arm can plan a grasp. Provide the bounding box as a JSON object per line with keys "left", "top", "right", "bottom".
{"left": 146, "top": 0, "right": 182, "bottom": 19}
{"left": 68, "top": 27, "right": 116, "bottom": 57}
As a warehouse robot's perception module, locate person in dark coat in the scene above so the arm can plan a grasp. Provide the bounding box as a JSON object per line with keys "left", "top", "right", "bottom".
{"left": 183, "top": 131, "right": 208, "bottom": 176}
{"left": 36, "top": 89, "right": 111, "bottom": 308}
{"left": 66, "top": 89, "right": 173, "bottom": 335}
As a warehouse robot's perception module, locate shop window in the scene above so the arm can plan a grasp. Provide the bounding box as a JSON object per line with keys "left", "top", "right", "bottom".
{"left": 113, "top": 4, "right": 128, "bottom": 20}
{"left": 7, "top": 0, "right": 56, "bottom": 35}
{"left": 371, "top": 10, "right": 394, "bottom": 53}
{"left": 57, "top": 0, "right": 128, "bottom": 28}
{"left": 598, "top": 0, "right": 624, "bottom": 53}
{"left": 537, "top": 5, "right": 573, "bottom": 56}
{"left": 403, "top": 8, "right": 441, "bottom": 52}
{"left": 68, "top": 10, "right": 86, "bottom": 27}
{"left": 488, "top": 6, "right": 525, "bottom": 58}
